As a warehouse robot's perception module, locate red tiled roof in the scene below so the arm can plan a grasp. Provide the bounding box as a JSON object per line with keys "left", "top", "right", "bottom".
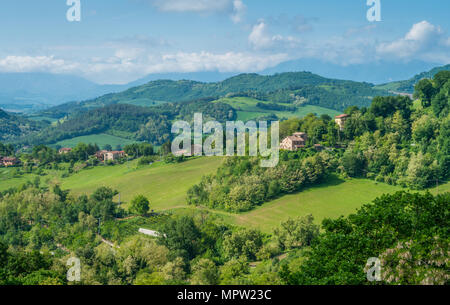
{"left": 335, "top": 114, "right": 349, "bottom": 118}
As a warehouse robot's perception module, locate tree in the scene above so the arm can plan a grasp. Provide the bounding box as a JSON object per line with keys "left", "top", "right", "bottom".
{"left": 433, "top": 70, "right": 450, "bottom": 89}
{"left": 273, "top": 214, "right": 320, "bottom": 251}
{"left": 341, "top": 150, "right": 365, "bottom": 177}
{"left": 414, "top": 79, "right": 435, "bottom": 107}
{"left": 161, "top": 257, "right": 186, "bottom": 283}
{"left": 222, "top": 228, "right": 263, "bottom": 261}
{"left": 190, "top": 258, "right": 219, "bottom": 285}
{"left": 129, "top": 195, "right": 150, "bottom": 216}
{"left": 219, "top": 257, "right": 250, "bottom": 285}
{"left": 159, "top": 216, "right": 201, "bottom": 261}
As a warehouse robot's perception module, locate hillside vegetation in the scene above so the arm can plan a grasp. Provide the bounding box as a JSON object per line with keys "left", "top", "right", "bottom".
{"left": 39, "top": 72, "right": 389, "bottom": 119}
{"left": 376, "top": 64, "right": 450, "bottom": 93}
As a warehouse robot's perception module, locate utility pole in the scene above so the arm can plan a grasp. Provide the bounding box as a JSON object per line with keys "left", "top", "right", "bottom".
{"left": 97, "top": 218, "right": 101, "bottom": 235}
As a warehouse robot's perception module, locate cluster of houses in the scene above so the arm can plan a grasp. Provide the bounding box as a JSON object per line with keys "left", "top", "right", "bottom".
{"left": 280, "top": 114, "right": 348, "bottom": 151}
{"left": 0, "top": 156, "right": 19, "bottom": 167}
{"left": 58, "top": 147, "right": 127, "bottom": 161}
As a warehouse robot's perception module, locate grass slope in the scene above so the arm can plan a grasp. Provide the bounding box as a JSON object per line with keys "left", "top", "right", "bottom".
{"left": 60, "top": 157, "right": 223, "bottom": 210}
{"left": 215, "top": 97, "right": 340, "bottom": 121}
{"left": 3, "top": 157, "right": 449, "bottom": 233}
{"left": 53, "top": 133, "right": 136, "bottom": 148}
{"left": 167, "top": 175, "right": 450, "bottom": 233}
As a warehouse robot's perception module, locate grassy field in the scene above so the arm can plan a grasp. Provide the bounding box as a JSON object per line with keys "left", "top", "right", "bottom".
{"left": 168, "top": 175, "right": 450, "bottom": 233}
{"left": 3, "top": 156, "right": 449, "bottom": 233}
{"left": 60, "top": 157, "right": 224, "bottom": 210}
{"left": 214, "top": 97, "right": 340, "bottom": 121}
{"left": 53, "top": 133, "right": 137, "bottom": 149}
{"left": 0, "top": 167, "right": 35, "bottom": 191}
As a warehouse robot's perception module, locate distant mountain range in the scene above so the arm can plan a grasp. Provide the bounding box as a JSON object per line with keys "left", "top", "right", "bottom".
{"left": 0, "top": 61, "right": 448, "bottom": 113}
{"left": 0, "top": 73, "right": 126, "bottom": 113}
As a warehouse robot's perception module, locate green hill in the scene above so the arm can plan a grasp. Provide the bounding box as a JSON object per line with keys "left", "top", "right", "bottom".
{"left": 0, "top": 108, "right": 48, "bottom": 142}
{"left": 376, "top": 64, "right": 450, "bottom": 93}
{"left": 40, "top": 72, "right": 390, "bottom": 118}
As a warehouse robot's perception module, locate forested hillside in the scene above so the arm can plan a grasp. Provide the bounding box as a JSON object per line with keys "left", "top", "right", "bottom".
{"left": 14, "top": 99, "right": 236, "bottom": 146}
{"left": 0, "top": 109, "right": 49, "bottom": 142}
{"left": 39, "top": 72, "right": 389, "bottom": 118}
{"left": 188, "top": 71, "right": 450, "bottom": 212}
{"left": 376, "top": 64, "right": 450, "bottom": 94}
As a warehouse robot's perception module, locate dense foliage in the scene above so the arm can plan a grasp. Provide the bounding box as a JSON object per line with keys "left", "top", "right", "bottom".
{"left": 187, "top": 151, "right": 335, "bottom": 212}
{"left": 281, "top": 192, "right": 449, "bottom": 285}
{"left": 14, "top": 100, "right": 236, "bottom": 146}
{"left": 0, "top": 109, "right": 47, "bottom": 142}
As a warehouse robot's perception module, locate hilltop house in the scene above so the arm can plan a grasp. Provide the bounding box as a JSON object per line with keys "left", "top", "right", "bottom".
{"left": 0, "top": 156, "right": 19, "bottom": 167}
{"left": 59, "top": 148, "right": 72, "bottom": 154}
{"left": 104, "top": 151, "right": 126, "bottom": 161}
{"left": 95, "top": 150, "right": 108, "bottom": 161}
{"left": 280, "top": 132, "right": 308, "bottom": 151}
{"left": 335, "top": 114, "right": 349, "bottom": 131}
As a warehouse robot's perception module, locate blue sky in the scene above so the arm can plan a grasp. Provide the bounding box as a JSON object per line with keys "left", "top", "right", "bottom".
{"left": 0, "top": 0, "right": 449, "bottom": 83}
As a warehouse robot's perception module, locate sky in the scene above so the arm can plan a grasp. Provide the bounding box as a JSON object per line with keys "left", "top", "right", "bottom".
{"left": 0, "top": 0, "right": 449, "bottom": 84}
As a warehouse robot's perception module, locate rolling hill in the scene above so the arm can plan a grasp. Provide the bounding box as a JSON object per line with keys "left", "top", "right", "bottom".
{"left": 39, "top": 72, "right": 390, "bottom": 119}
{"left": 376, "top": 64, "right": 450, "bottom": 94}
{"left": 0, "top": 108, "right": 48, "bottom": 142}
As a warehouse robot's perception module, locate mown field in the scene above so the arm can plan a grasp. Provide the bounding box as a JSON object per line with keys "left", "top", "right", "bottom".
{"left": 214, "top": 97, "right": 341, "bottom": 121}
{"left": 53, "top": 133, "right": 137, "bottom": 148}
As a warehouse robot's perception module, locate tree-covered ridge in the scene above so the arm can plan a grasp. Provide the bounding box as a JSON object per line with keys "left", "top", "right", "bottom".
{"left": 39, "top": 72, "right": 390, "bottom": 119}
{"left": 13, "top": 99, "right": 236, "bottom": 146}
{"left": 0, "top": 109, "right": 48, "bottom": 142}
{"left": 376, "top": 64, "right": 450, "bottom": 94}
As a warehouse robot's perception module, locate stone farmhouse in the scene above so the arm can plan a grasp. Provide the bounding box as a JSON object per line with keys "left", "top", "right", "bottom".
{"left": 280, "top": 132, "right": 308, "bottom": 151}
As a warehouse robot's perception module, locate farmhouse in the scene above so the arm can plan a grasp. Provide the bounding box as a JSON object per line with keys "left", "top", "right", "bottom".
{"left": 1, "top": 156, "right": 19, "bottom": 167}
{"left": 59, "top": 147, "right": 72, "bottom": 154}
{"left": 335, "top": 114, "right": 349, "bottom": 131}
{"left": 95, "top": 150, "right": 108, "bottom": 161}
{"left": 104, "top": 151, "right": 126, "bottom": 161}
{"left": 280, "top": 132, "right": 308, "bottom": 151}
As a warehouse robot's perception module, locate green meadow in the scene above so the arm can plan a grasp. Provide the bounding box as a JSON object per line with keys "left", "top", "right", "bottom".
{"left": 214, "top": 97, "right": 341, "bottom": 121}
{"left": 53, "top": 133, "right": 136, "bottom": 149}
{"left": 2, "top": 156, "right": 448, "bottom": 233}
{"left": 60, "top": 157, "right": 223, "bottom": 210}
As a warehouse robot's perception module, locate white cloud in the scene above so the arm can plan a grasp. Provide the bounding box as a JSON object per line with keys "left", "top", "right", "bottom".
{"left": 249, "top": 20, "right": 300, "bottom": 50}
{"left": 0, "top": 56, "right": 78, "bottom": 73}
{"left": 0, "top": 51, "right": 288, "bottom": 84}
{"left": 377, "top": 21, "right": 450, "bottom": 61}
{"left": 150, "top": 0, "right": 245, "bottom": 23}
